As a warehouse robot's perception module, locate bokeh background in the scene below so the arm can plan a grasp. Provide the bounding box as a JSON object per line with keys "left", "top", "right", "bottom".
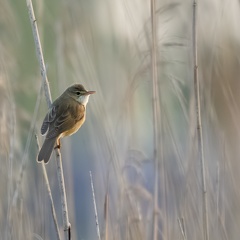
{"left": 1, "top": 0, "right": 240, "bottom": 239}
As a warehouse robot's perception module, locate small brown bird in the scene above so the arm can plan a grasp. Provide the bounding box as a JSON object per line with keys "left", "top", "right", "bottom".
{"left": 38, "top": 84, "right": 95, "bottom": 163}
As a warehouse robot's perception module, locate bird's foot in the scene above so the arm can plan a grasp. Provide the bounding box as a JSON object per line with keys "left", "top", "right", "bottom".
{"left": 54, "top": 139, "right": 61, "bottom": 149}
{"left": 54, "top": 144, "right": 60, "bottom": 149}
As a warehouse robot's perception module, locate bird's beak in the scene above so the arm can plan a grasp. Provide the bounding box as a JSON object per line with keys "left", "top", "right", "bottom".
{"left": 85, "top": 90, "right": 96, "bottom": 95}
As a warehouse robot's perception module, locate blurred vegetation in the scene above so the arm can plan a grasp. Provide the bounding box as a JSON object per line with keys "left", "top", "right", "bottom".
{"left": 1, "top": 0, "right": 240, "bottom": 239}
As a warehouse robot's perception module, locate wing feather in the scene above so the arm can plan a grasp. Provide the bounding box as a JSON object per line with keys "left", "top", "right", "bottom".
{"left": 41, "top": 106, "right": 58, "bottom": 135}
{"left": 41, "top": 100, "right": 85, "bottom": 139}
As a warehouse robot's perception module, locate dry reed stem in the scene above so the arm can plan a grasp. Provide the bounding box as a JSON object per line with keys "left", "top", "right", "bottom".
{"left": 192, "top": 1, "right": 209, "bottom": 240}
{"left": 178, "top": 217, "right": 187, "bottom": 240}
{"left": 35, "top": 135, "right": 61, "bottom": 240}
{"left": 150, "top": 0, "right": 162, "bottom": 239}
{"left": 26, "top": 0, "right": 71, "bottom": 239}
{"left": 55, "top": 149, "right": 71, "bottom": 239}
{"left": 26, "top": 0, "right": 52, "bottom": 107}
{"left": 89, "top": 171, "right": 101, "bottom": 240}
{"left": 104, "top": 191, "right": 109, "bottom": 240}
{"left": 5, "top": 84, "right": 16, "bottom": 240}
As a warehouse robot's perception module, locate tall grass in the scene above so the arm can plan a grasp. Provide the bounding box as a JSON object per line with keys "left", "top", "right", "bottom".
{"left": 192, "top": 0, "right": 209, "bottom": 239}
{"left": 1, "top": 0, "right": 240, "bottom": 239}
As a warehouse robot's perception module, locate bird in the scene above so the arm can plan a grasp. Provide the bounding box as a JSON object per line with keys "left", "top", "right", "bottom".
{"left": 37, "top": 84, "right": 95, "bottom": 163}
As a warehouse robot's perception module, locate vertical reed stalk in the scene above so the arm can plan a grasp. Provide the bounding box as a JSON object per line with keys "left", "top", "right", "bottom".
{"left": 5, "top": 97, "right": 16, "bottom": 240}
{"left": 104, "top": 191, "right": 109, "bottom": 240}
{"left": 150, "top": 0, "right": 162, "bottom": 239}
{"left": 55, "top": 149, "right": 71, "bottom": 240}
{"left": 36, "top": 135, "right": 61, "bottom": 240}
{"left": 192, "top": 1, "right": 209, "bottom": 240}
{"left": 26, "top": 0, "right": 52, "bottom": 107}
{"left": 89, "top": 171, "right": 101, "bottom": 240}
{"left": 26, "top": 0, "right": 71, "bottom": 239}
{"left": 178, "top": 217, "right": 187, "bottom": 240}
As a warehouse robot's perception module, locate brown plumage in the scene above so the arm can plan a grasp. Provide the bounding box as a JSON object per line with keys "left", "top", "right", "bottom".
{"left": 38, "top": 84, "right": 95, "bottom": 163}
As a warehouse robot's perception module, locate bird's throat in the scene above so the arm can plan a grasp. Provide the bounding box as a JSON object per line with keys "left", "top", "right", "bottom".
{"left": 78, "top": 95, "right": 90, "bottom": 107}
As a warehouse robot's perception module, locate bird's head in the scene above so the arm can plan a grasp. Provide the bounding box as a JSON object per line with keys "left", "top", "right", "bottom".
{"left": 67, "top": 84, "right": 95, "bottom": 106}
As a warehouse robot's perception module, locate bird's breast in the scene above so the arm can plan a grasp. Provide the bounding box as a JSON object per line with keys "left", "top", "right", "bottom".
{"left": 60, "top": 115, "right": 86, "bottom": 138}
{"left": 60, "top": 103, "right": 86, "bottom": 138}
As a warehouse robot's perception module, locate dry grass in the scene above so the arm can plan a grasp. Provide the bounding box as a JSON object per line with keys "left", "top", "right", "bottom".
{"left": 1, "top": 0, "right": 240, "bottom": 239}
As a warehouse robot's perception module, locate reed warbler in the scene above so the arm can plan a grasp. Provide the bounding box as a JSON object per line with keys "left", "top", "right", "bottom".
{"left": 38, "top": 84, "right": 95, "bottom": 163}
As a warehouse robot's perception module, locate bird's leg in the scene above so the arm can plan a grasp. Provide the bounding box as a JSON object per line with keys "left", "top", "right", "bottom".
{"left": 54, "top": 138, "right": 61, "bottom": 149}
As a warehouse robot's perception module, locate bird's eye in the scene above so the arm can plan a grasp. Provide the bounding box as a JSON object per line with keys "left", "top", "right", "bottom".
{"left": 76, "top": 91, "right": 81, "bottom": 96}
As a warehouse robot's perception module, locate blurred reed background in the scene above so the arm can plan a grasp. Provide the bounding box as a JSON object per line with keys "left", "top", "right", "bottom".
{"left": 1, "top": 0, "right": 240, "bottom": 239}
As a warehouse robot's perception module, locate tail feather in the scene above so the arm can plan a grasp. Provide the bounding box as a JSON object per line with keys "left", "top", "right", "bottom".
{"left": 38, "top": 138, "right": 56, "bottom": 163}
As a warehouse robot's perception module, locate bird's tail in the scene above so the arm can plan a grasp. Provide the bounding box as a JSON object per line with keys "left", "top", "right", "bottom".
{"left": 37, "top": 137, "right": 56, "bottom": 163}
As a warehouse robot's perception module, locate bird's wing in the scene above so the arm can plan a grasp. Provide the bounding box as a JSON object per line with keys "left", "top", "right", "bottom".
{"left": 46, "top": 104, "right": 85, "bottom": 139}
{"left": 41, "top": 105, "right": 58, "bottom": 135}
